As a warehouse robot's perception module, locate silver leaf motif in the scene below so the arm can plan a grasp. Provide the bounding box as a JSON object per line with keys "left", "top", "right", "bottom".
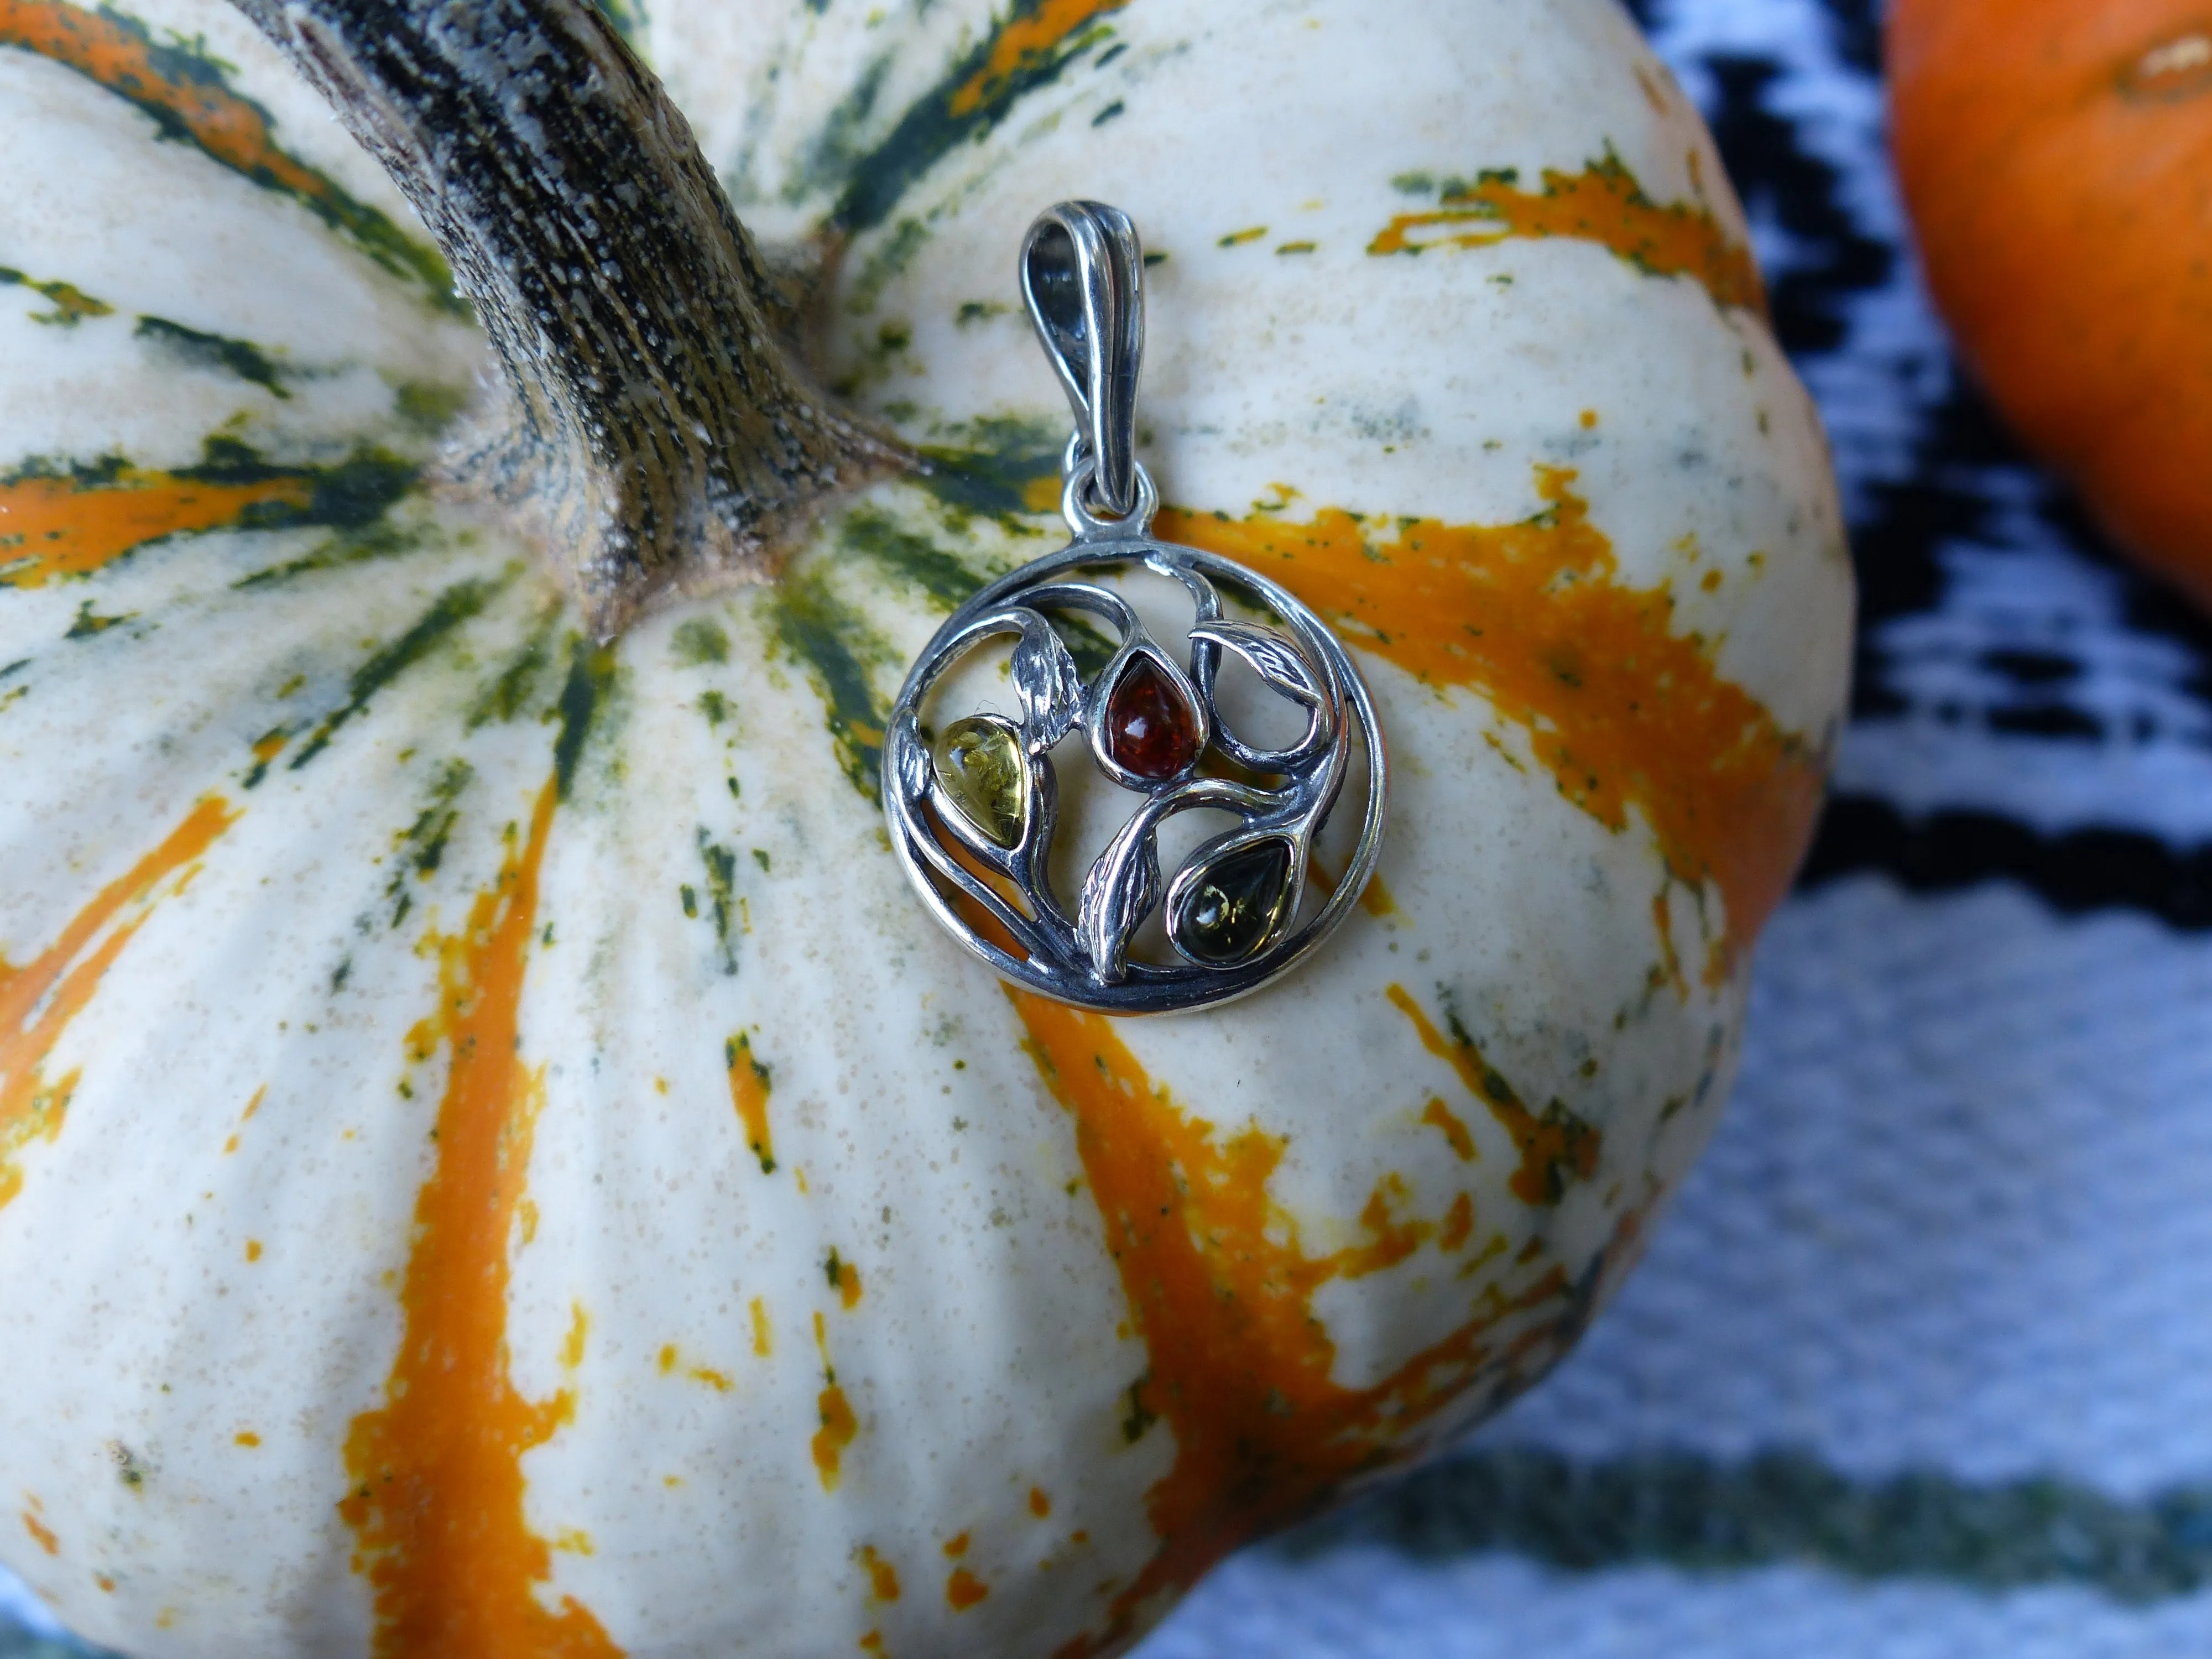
{"left": 1192, "top": 619, "right": 1325, "bottom": 708}
{"left": 1010, "top": 613, "right": 1084, "bottom": 749}
{"left": 890, "top": 712, "right": 935, "bottom": 803}
{"left": 1078, "top": 825, "right": 1161, "bottom": 982}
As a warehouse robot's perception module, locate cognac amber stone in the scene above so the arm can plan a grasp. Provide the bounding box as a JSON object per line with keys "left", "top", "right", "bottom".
{"left": 934, "top": 717, "right": 1027, "bottom": 847}
{"left": 1103, "top": 656, "right": 1201, "bottom": 780}
{"left": 1177, "top": 839, "right": 1293, "bottom": 964}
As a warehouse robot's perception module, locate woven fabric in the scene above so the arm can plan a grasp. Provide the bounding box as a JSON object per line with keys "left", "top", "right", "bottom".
{"left": 8, "top": 0, "right": 2212, "bottom": 1654}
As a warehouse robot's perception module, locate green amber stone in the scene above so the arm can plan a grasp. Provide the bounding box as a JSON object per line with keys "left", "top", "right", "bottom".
{"left": 1176, "top": 838, "right": 1294, "bottom": 965}
{"left": 933, "top": 716, "right": 1029, "bottom": 848}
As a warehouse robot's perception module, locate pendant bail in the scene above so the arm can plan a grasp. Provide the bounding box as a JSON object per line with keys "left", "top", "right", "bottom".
{"left": 1020, "top": 200, "right": 1146, "bottom": 520}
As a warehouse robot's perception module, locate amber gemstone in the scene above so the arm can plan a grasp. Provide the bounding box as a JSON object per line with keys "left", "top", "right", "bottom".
{"left": 934, "top": 717, "right": 1027, "bottom": 847}
{"left": 1102, "top": 656, "right": 1201, "bottom": 780}
{"left": 1175, "top": 839, "right": 1293, "bottom": 965}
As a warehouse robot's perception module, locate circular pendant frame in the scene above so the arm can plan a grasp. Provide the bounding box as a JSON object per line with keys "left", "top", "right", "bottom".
{"left": 884, "top": 481, "right": 1387, "bottom": 1015}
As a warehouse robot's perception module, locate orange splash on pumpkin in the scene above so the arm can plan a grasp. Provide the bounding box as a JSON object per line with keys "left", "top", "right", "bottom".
{"left": 829, "top": 1250, "right": 864, "bottom": 1311}
{"left": 812, "top": 1311, "right": 858, "bottom": 1491}
{"left": 948, "top": 0, "right": 1128, "bottom": 117}
{"left": 1010, "top": 993, "right": 1573, "bottom": 1655}
{"left": 337, "top": 774, "right": 622, "bottom": 1658}
{"left": 858, "top": 1544, "right": 901, "bottom": 1602}
{"left": 221, "top": 1083, "right": 268, "bottom": 1155}
{"left": 20, "top": 1509, "right": 56, "bottom": 1556}
{"left": 1420, "top": 1097, "right": 1478, "bottom": 1162}
{"left": 1438, "top": 1192, "right": 1476, "bottom": 1251}
{"left": 1335, "top": 1174, "right": 1432, "bottom": 1279}
{"left": 1029, "top": 1486, "right": 1053, "bottom": 1519}
{"left": 0, "top": 468, "right": 311, "bottom": 588}
{"left": 1387, "top": 985, "right": 1600, "bottom": 1208}
{"left": 945, "top": 1566, "right": 990, "bottom": 1611}
{"left": 1368, "top": 154, "right": 1765, "bottom": 314}
{"left": 0, "top": 1, "right": 340, "bottom": 207}
{"left": 725, "top": 1032, "right": 775, "bottom": 1173}
{"left": 1155, "top": 467, "right": 1820, "bottom": 962}
{"left": 813, "top": 1389, "right": 859, "bottom": 1488}
{"left": 0, "top": 796, "right": 234, "bottom": 1210}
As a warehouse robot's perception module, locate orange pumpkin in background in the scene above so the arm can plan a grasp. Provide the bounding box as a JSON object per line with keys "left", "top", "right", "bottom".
{"left": 1889, "top": 0, "right": 2212, "bottom": 609}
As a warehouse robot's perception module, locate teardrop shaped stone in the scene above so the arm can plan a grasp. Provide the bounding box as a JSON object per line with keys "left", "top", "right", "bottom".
{"left": 1103, "top": 656, "right": 1201, "bottom": 781}
{"left": 934, "top": 717, "right": 1027, "bottom": 848}
{"left": 1176, "top": 839, "right": 1294, "bottom": 965}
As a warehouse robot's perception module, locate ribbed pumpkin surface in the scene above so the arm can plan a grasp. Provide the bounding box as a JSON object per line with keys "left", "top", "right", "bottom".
{"left": 0, "top": 2, "right": 1850, "bottom": 1655}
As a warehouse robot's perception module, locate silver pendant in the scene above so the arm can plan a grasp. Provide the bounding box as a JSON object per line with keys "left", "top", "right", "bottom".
{"left": 883, "top": 202, "right": 1387, "bottom": 1014}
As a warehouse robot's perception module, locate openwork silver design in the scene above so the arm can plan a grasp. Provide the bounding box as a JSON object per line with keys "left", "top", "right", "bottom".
{"left": 883, "top": 201, "right": 1387, "bottom": 1014}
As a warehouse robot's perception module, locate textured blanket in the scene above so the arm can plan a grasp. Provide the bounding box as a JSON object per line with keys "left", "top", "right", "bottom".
{"left": 8, "top": 0, "right": 2210, "bottom": 1654}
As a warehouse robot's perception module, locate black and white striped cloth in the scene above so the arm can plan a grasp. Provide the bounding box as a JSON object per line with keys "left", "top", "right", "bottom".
{"left": 7, "top": 1, "right": 2209, "bottom": 1653}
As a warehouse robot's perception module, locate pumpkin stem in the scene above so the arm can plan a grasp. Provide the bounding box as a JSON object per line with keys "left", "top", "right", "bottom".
{"left": 231, "top": 0, "right": 904, "bottom": 638}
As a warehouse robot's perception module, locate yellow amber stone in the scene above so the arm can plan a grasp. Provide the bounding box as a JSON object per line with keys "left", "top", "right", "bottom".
{"left": 934, "top": 716, "right": 1028, "bottom": 847}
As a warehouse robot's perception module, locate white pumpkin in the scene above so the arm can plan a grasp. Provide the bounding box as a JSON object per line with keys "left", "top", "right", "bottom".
{"left": 0, "top": 0, "right": 1850, "bottom": 1655}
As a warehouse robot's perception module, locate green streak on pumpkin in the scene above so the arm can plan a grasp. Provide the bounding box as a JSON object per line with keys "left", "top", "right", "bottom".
{"left": 466, "top": 604, "right": 565, "bottom": 731}
{"left": 773, "top": 569, "right": 895, "bottom": 799}
{"left": 914, "top": 417, "right": 1063, "bottom": 525}
{"left": 134, "top": 315, "right": 291, "bottom": 400}
{"left": 201, "top": 439, "right": 424, "bottom": 588}
{"left": 552, "top": 639, "right": 617, "bottom": 799}
{"left": 229, "top": 513, "right": 435, "bottom": 593}
{"left": 244, "top": 450, "right": 421, "bottom": 534}
{"left": 837, "top": 505, "right": 990, "bottom": 610}
{"left": 0, "top": 0, "right": 463, "bottom": 315}
{"left": 834, "top": 492, "right": 1115, "bottom": 675}
{"left": 393, "top": 380, "right": 470, "bottom": 437}
{"left": 62, "top": 600, "right": 132, "bottom": 639}
{"left": 670, "top": 616, "right": 731, "bottom": 666}
{"left": 382, "top": 759, "right": 476, "bottom": 929}
{"left": 283, "top": 572, "right": 516, "bottom": 776}
{"left": 694, "top": 829, "right": 740, "bottom": 975}
{"left": 778, "top": 51, "right": 894, "bottom": 208}
{"left": 825, "top": 0, "right": 1130, "bottom": 234}
{"left": 845, "top": 216, "right": 932, "bottom": 317}
{"left": 0, "top": 264, "right": 112, "bottom": 326}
